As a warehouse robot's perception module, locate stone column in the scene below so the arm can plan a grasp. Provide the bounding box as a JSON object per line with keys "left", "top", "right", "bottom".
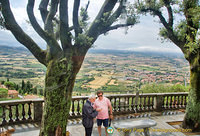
{"left": 154, "top": 95, "right": 163, "bottom": 112}
{"left": 33, "top": 100, "right": 43, "bottom": 122}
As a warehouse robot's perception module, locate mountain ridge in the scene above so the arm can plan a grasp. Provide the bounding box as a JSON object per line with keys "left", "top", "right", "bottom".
{"left": 0, "top": 45, "right": 183, "bottom": 58}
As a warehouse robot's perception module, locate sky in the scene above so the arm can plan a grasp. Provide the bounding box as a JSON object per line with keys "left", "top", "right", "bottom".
{"left": 0, "top": 0, "right": 183, "bottom": 53}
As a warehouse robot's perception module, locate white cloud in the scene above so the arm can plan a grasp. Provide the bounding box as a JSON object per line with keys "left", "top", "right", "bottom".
{"left": 126, "top": 46, "right": 182, "bottom": 53}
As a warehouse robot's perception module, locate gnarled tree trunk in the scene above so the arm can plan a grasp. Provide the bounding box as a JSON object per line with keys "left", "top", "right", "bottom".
{"left": 40, "top": 56, "right": 84, "bottom": 136}
{"left": 183, "top": 53, "right": 200, "bottom": 131}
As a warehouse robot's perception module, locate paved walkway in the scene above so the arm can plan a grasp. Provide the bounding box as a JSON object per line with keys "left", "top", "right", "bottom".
{"left": 4, "top": 112, "right": 198, "bottom": 136}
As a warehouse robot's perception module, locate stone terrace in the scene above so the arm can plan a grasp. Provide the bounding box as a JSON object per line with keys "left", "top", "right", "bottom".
{"left": 5, "top": 113, "right": 194, "bottom": 136}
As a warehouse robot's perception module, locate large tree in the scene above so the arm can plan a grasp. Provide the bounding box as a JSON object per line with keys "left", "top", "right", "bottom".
{"left": 135, "top": 0, "right": 200, "bottom": 131}
{"left": 0, "top": 0, "right": 137, "bottom": 136}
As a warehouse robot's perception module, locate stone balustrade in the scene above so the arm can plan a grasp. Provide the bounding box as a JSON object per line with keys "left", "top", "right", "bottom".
{"left": 0, "top": 92, "right": 188, "bottom": 126}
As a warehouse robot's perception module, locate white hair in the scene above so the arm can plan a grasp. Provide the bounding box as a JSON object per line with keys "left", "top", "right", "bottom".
{"left": 88, "top": 94, "right": 96, "bottom": 100}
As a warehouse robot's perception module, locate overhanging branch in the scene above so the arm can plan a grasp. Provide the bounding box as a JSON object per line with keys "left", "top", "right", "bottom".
{"left": 103, "top": 0, "right": 126, "bottom": 31}
{"left": 45, "top": 0, "right": 59, "bottom": 33}
{"left": 39, "top": 0, "right": 49, "bottom": 23}
{"left": 27, "top": 0, "right": 61, "bottom": 54}
{"left": 101, "top": 24, "right": 133, "bottom": 34}
{"left": 0, "top": 0, "right": 47, "bottom": 65}
{"left": 163, "top": 0, "right": 173, "bottom": 27}
{"left": 73, "top": 0, "right": 82, "bottom": 37}
{"left": 138, "top": 2, "right": 185, "bottom": 52}
{"left": 87, "top": 0, "right": 118, "bottom": 39}
{"left": 59, "top": 0, "right": 72, "bottom": 51}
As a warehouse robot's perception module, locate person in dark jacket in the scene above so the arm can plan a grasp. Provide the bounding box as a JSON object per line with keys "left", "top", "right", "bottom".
{"left": 82, "top": 95, "right": 101, "bottom": 136}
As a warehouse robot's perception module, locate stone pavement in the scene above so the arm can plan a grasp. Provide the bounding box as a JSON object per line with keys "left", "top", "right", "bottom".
{"left": 6, "top": 113, "right": 198, "bottom": 136}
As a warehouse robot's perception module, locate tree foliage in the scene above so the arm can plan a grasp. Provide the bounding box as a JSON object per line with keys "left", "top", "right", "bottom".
{"left": 141, "top": 83, "right": 189, "bottom": 93}
{"left": 135, "top": 0, "right": 200, "bottom": 131}
{"left": 4, "top": 81, "right": 15, "bottom": 90}
{"left": 0, "top": 88, "right": 8, "bottom": 98}
{"left": 135, "top": 0, "right": 200, "bottom": 60}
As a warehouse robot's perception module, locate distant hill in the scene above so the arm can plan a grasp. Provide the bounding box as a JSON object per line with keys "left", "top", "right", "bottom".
{"left": 88, "top": 49, "right": 184, "bottom": 58}
{"left": 0, "top": 45, "right": 184, "bottom": 59}
{"left": 0, "top": 45, "right": 29, "bottom": 55}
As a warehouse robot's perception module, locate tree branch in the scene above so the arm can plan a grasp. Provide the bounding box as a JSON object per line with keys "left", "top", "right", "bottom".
{"left": 56, "top": 26, "right": 74, "bottom": 40}
{"left": 163, "top": 0, "right": 173, "bottom": 27}
{"left": 73, "top": 0, "right": 81, "bottom": 37}
{"left": 87, "top": 0, "right": 118, "bottom": 41}
{"left": 0, "top": 0, "right": 47, "bottom": 65}
{"left": 81, "top": 1, "right": 90, "bottom": 22}
{"left": 137, "top": 0, "right": 185, "bottom": 51}
{"left": 85, "top": 1, "right": 90, "bottom": 11}
{"left": 102, "top": 0, "right": 125, "bottom": 32}
{"left": 101, "top": 24, "right": 134, "bottom": 34}
{"left": 45, "top": 0, "right": 59, "bottom": 33}
{"left": 27, "top": 0, "right": 50, "bottom": 42}
{"left": 27, "top": 0, "right": 62, "bottom": 55}
{"left": 39, "top": 0, "right": 49, "bottom": 23}
{"left": 142, "top": 8, "right": 170, "bottom": 29}
{"left": 59, "top": 0, "right": 72, "bottom": 51}
{"left": 39, "top": 0, "right": 61, "bottom": 39}
{"left": 148, "top": 8, "right": 185, "bottom": 49}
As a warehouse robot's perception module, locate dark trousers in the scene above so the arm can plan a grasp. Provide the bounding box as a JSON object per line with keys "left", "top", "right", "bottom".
{"left": 85, "top": 127, "right": 93, "bottom": 136}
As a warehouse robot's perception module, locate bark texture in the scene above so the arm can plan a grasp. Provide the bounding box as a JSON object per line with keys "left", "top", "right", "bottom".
{"left": 40, "top": 56, "right": 84, "bottom": 136}
{"left": 182, "top": 53, "right": 200, "bottom": 131}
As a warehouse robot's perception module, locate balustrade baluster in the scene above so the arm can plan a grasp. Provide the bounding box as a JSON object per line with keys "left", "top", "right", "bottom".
{"left": 124, "top": 97, "right": 126, "bottom": 111}
{"left": 82, "top": 99, "right": 85, "bottom": 106}
{"left": 77, "top": 100, "right": 80, "bottom": 115}
{"left": 170, "top": 96, "right": 173, "bottom": 109}
{"left": 163, "top": 96, "right": 166, "bottom": 109}
{"left": 167, "top": 96, "right": 170, "bottom": 109}
{"left": 127, "top": 97, "right": 130, "bottom": 111}
{"left": 9, "top": 105, "right": 13, "bottom": 123}
{"left": 175, "top": 95, "right": 177, "bottom": 108}
{"left": 143, "top": 96, "right": 146, "bottom": 111}
{"left": 2, "top": 106, "right": 7, "bottom": 124}
{"left": 151, "top": 96, "right": 154, "bottom": 110}
{"left": 148, "top": 96, "right": 151, "bottom": 110}
{"left": 15, "top": 105, "right": 19, "bottom": 121}
{"left": 28, "top": 103, "right": 32, "bottom": 120}
{"left": 162, "top": 96, "right": 165, "bottom": 109}
{"left": 118, "top": 98, "right": 121, "bottom": 112}
{"left": 22, "top": 104, "right": 26, "bottom": 121}
{"left": 71, "top": 100, "right": 75, "bottom": 116}
{"left": 172, "top": 96, "right": 176, "bottom": 109}
{"left": 135, "top": 97, "right": 138, "bottom": 112}
{"left": 139, "top": 96, "right": 142, "bottom": 111}
{"left": 114, "top": 98, "right": 117, "bottom": 112}
{"left": 180, "top": 95, "right": 183, "bottom": 108}
{"left": 79, "top": 99, "right": 86, "bottom": 116}
{"left": 131, "top": 97, "right": 134, "bottom": 112}
{"left": 176, "top": 96, "right": 180, "bottom": 108}
{"left": 184, "top": 96, "right": 187, "bottom": 107}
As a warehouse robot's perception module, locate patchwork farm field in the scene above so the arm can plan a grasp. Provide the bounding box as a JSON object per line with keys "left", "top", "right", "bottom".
{"left": 0, "top": 45, "right": 190, "bottom": 94}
